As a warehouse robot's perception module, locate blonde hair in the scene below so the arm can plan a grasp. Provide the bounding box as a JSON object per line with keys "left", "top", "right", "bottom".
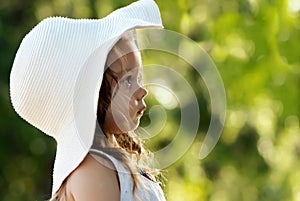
{"left": 50, "top": 32, "right": 160, "bottom": 200}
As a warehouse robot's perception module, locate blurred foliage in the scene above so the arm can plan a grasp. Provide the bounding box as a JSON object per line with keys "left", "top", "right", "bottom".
{"left": 1, "top": 0, "right": 300, "bottom": 200}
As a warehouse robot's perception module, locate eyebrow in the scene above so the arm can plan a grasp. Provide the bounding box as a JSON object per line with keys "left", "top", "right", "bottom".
{"left": 108, "top": 51, "right": 142, "bottom": 80}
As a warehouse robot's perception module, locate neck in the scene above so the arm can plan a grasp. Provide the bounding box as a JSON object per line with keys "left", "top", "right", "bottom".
{"left": 92, "top": 124, "right": 117, "bottom": 149}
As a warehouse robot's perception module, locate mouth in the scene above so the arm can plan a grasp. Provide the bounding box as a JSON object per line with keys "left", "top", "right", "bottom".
{"left": 137, "top": 106, "right": 146, "bottom": 116}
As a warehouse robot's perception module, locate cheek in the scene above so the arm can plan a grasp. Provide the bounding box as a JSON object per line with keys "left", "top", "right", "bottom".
{"left": 104, "top": 99, "right": 137, "bottom": 133}
{"left": 129, "top": 99, "right": 135, "bottom": 115}
{"left": 116, "top": 88, "right": 135, "bottom": 105}
{"left": 110, "top": 93, "right": 132, "bottom": 118}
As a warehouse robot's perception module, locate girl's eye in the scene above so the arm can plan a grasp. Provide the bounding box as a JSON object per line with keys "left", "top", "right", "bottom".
{"left": 123, "top": 75, "right": 132, "bottom": 87}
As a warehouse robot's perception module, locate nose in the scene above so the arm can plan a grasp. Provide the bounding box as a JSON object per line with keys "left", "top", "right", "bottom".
{"left": 136, "top": 86, "right": 148, "bottom": 101}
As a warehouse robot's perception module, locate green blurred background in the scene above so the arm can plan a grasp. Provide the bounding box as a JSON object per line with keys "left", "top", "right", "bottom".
{"left": 1, "top": 0, "right": 300, "bottom": 200}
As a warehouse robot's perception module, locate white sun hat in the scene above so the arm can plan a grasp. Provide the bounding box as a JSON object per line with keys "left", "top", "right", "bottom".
{"left": 9, "top": 0, "right": 163, "bottom": 195}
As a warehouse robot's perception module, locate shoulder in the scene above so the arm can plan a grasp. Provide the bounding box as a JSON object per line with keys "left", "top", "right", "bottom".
{"left": 66, "top": 153, "right": 120, "bottom": 201}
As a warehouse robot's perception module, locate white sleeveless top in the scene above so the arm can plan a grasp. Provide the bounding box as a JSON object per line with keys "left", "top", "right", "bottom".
{"left": 89, "top": 148, "right": 166, "bottom": 201}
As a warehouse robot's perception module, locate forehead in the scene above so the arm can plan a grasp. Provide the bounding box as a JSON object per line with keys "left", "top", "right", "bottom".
{"left": 108, "top": 46, "right": 142, "bottom": 74}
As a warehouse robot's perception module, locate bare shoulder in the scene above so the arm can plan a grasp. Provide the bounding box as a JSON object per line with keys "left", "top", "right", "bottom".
{"left": 66, "top": 153, "right": 120, "bottom": 201}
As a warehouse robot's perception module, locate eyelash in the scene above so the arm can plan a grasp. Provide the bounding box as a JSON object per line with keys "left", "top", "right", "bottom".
{"left": 120, "top": 72, "right": 143, "bottom": 88}
{"left": 122, "top": 75, "right": 133, "bottom": 87}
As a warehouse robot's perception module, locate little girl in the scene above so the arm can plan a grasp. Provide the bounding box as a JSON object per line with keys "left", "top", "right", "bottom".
{"left": 10, "top": 0, "right": 166, "bottom": 200}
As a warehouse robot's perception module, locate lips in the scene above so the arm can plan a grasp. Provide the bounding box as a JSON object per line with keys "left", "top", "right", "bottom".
{"left": 137, "top": 106, "right": 146, "bottom": 116}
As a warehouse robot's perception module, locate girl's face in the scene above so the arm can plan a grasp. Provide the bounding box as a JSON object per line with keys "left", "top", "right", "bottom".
{"left": 103, "top": 49, "right": 148, "bottom": 134}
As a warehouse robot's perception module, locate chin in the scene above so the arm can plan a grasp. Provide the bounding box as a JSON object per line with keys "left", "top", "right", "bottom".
{"left": 115, "top": 120, "right": 139, "bottom": 133}
{"left": 127, "top": 117, "right": 140, "bottom": 131}
{"left": 129, "top": 121, "right": 139, "bottom": 131}
{"left": 111, "top": 113, "right": 141, "bottom": 133}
